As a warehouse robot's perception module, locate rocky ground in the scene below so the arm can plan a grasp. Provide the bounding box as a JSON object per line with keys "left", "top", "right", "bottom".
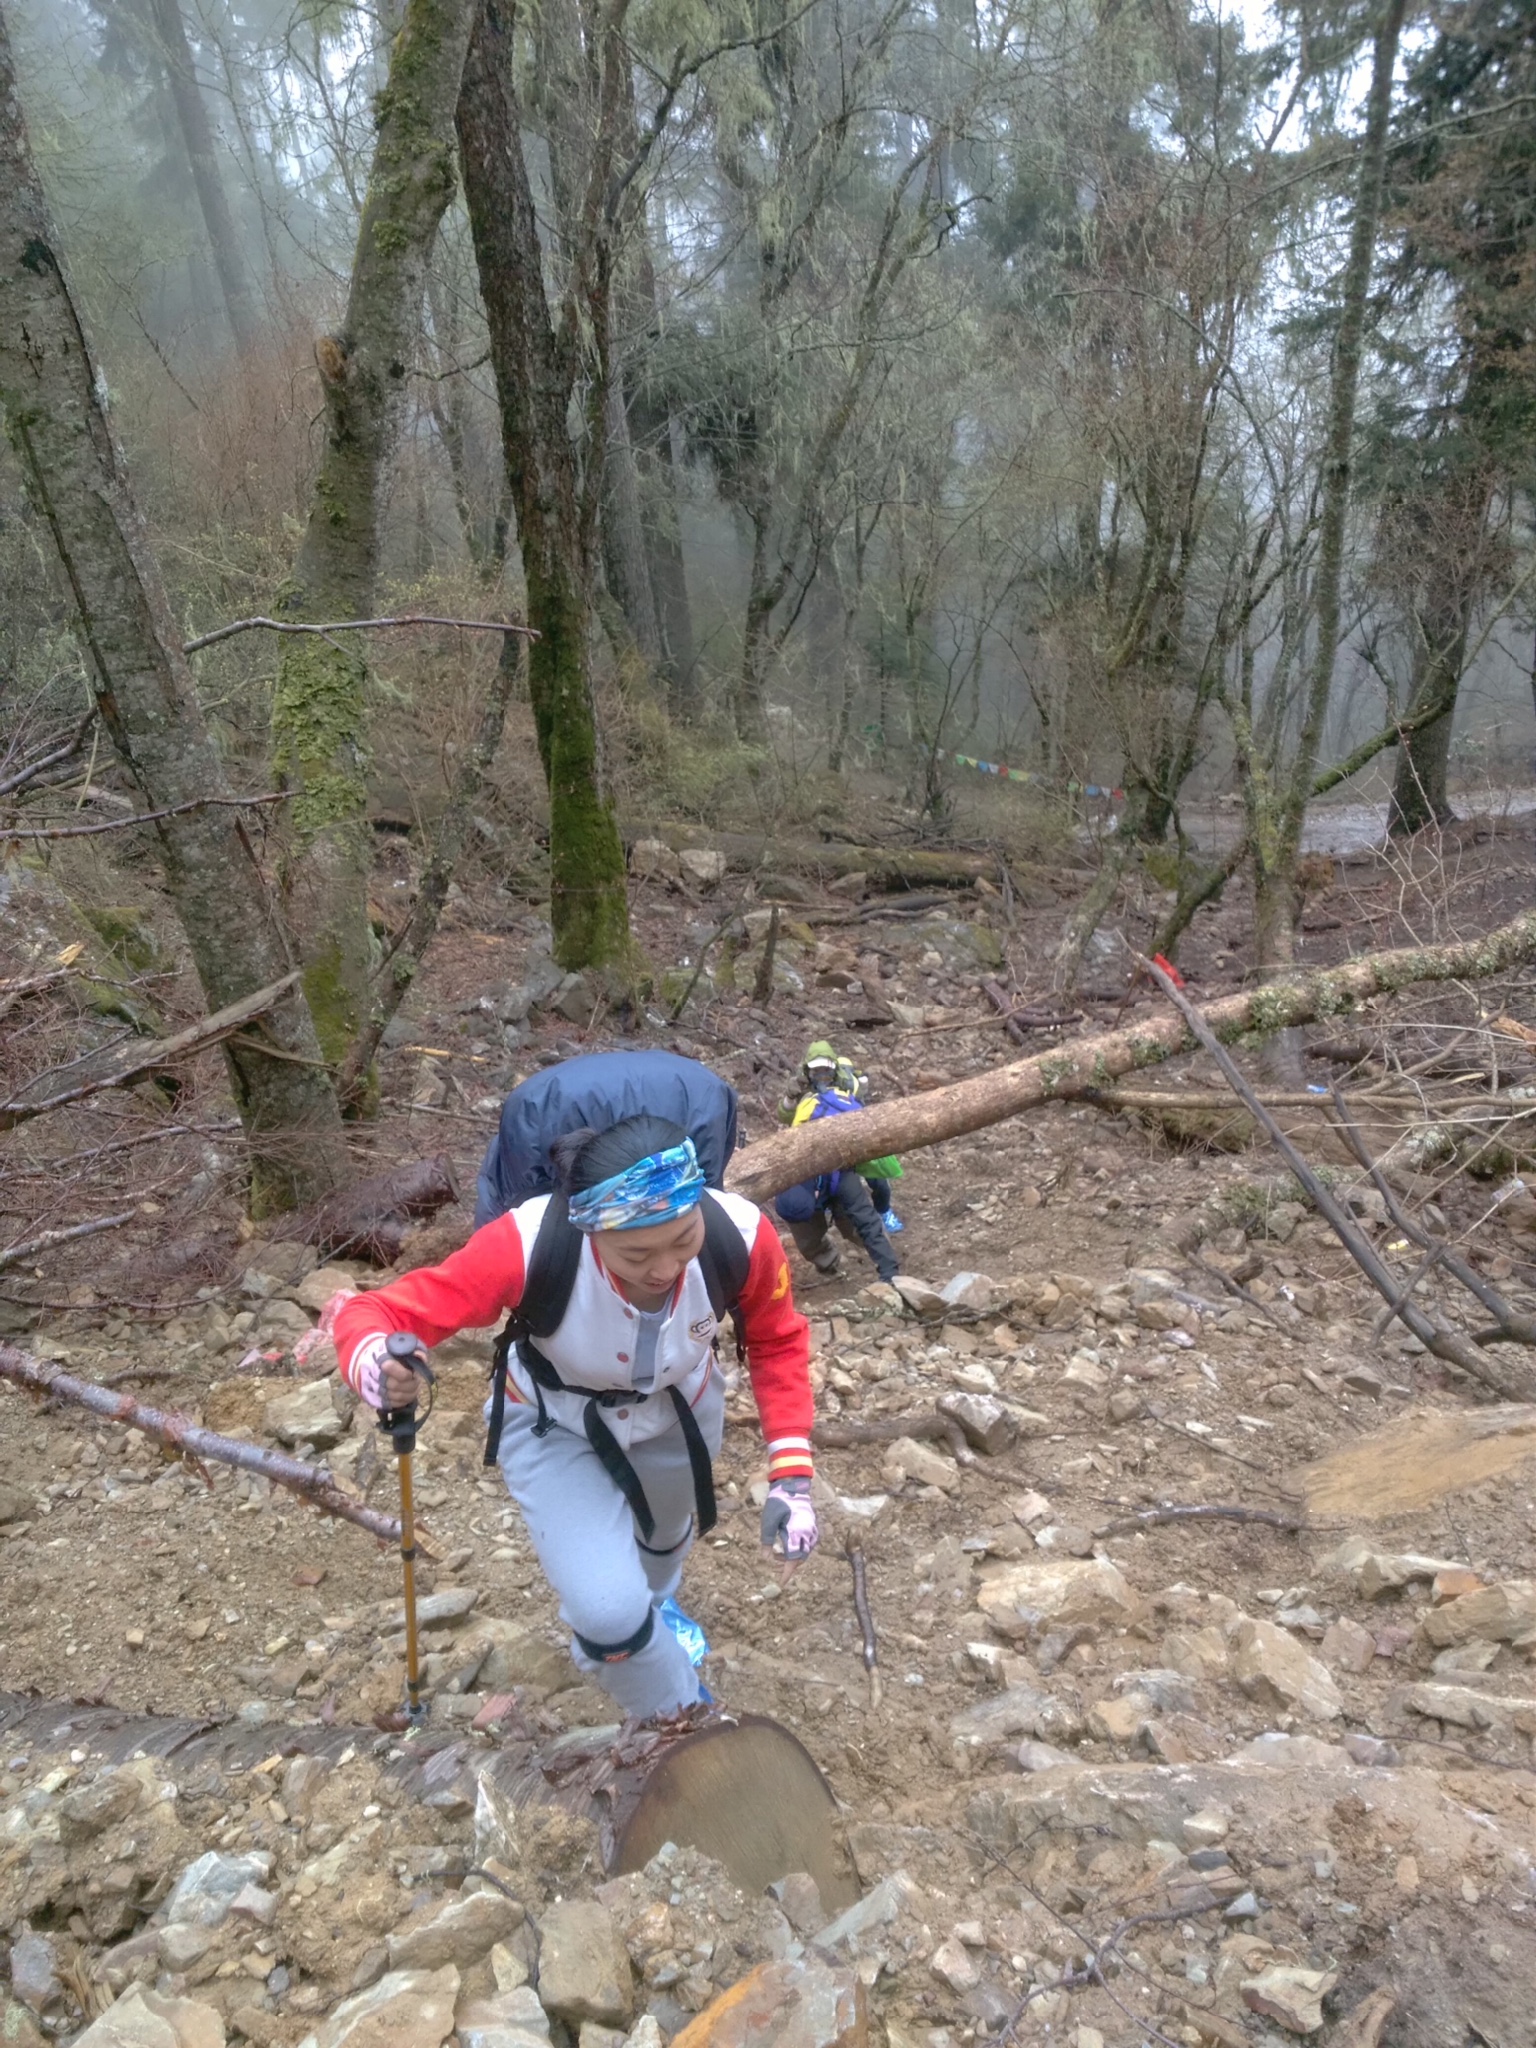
{"left": 6, "top": 805, "right": 1536, "bottom": 2048}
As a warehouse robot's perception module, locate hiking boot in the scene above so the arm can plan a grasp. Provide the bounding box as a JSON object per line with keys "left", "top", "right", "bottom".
{"left": 812, "top": 1246, "right": 843, "bottom": 1276}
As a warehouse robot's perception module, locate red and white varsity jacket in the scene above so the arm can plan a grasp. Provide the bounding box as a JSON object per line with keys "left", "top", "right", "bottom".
{"left": 333, "top": 1190, "right": 814, "bottom": 1481}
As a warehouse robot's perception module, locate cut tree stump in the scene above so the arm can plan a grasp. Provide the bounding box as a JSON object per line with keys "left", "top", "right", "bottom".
{"left": 0, "top": 1694, "right": 859, "bottom": 1911}
{"left": 490, "top": 1711, "right": 859, "bottom": 1910}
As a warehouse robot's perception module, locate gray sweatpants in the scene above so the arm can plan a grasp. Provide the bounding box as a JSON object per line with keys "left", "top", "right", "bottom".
{"left": 495, "top": 1369, "right": 724, "bottom": 1720}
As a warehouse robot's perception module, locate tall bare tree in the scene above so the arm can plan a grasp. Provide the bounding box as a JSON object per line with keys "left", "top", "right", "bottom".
{"left": 0, "top": 0, "right": 348, "bottom": 1213}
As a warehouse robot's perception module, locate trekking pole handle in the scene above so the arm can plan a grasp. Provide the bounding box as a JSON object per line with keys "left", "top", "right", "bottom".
{"left": 380, "top": 1331, "right": 435, "bottom": 1448}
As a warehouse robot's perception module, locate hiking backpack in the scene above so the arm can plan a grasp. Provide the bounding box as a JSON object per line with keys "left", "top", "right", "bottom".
{"left": 474, "top": 1049, "right": 739, "bottom": 1226}
{"left": 476, "top": 1052, "right": 748, "bottom": 1498}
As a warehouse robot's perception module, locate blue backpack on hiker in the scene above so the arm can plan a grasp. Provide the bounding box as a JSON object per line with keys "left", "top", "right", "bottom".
{"left": 474, "top": 1053, "right": 747, "bottom": 1529}
{"left": 474, "top": 1049, "right": 740, "bottom": 1225}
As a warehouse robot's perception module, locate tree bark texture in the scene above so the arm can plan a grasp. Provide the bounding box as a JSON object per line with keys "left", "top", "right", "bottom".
{"left": 1253, "top": 0, "right": 1407, "bottom": 966}
{"left": 456, "top": 0, "right": 631, "bottom": 972}
{"left": 145, "top": 0, "right": 263, "bottom": 354}
{"left": 726, "top": 906, "right": 1536, "bottom": 1199}
{"left": 271, "top": 0, "right": 476, "bottom": 1072}
{"left": 0, "top": 7, "right": 348, "bottom": 1213}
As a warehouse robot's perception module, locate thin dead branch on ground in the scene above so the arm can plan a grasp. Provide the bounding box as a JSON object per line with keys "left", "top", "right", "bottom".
{"left": 1138, "top": 952, "right": 1536, "bottom": 1401}
{"left": 0, "top": 1345, "right": 400, "bottom": 1541}
{"left": 0, "top": 972, "right": 301, "bottom": 1130}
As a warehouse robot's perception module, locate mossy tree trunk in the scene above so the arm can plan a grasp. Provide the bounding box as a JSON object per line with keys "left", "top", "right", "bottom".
{"left": 0, "top": 9, "right": 348, "bottom": 1213}
{"left": 456, "top": 0, "right": 631, "bottom": 972}
{"left": 271, "top": 0, "right": 476, "bottom": 1079}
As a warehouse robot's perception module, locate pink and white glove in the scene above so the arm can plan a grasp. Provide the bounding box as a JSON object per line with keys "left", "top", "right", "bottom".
{"left": 760, "top": 1477, "right": 818, "bottom": 1559}
{"left": 349, "top": 1335, "right": 392, "bottom": 1411}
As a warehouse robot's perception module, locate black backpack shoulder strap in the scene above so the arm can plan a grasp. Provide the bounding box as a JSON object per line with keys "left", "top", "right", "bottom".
{"left": 697, "top": 1191, "right": 751, "bottom": 1319}
{"left": 485, "top": 1195, "right": 581, "bottom": 1465}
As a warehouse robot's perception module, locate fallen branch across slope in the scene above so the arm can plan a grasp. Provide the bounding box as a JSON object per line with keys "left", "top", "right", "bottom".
{"left": 1136, "top": 953, "right": 1536, "bottom": 1404}
{"left": 727, "top": 908, "right": 1536, "bottom": 1199}
{"left": 0, "top": 971, "right": 302, "bottom": 1130}
{"left": 0, "top": 1346, "right": 400, "bottom": 1542}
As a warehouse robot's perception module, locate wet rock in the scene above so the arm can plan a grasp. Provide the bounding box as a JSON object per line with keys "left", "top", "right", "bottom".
{"left": 58, "top": 1768, "right": 141, "bottom": 1843}
{"left": 1331, "top": 1538, "right": 1464, "bottom": 1600}
{"left": 73, "top": 1988, "right": 224, "bottom": 2048}
{"left": 939, "top": 1273, "right": 995, "bottom": 1312}
{"left": 388, "top": 1892, "right": 523, "bottom": 1973}
{"left": 812, "top": 1872, "right": 920, "bottom": 1956}
{"left": 669, "top": 1956, "right": 863, "bottom": 2048}
{"left": 1402, "top": 1682, "right": 1536, "bottom": 1734}
{"left": 8, "top": 1931, "right": 61, "bottom": 2016}
{"left": 1419, "top": 1578, "right": 1536, "bottom": 1649}
{"left": 1060, "top": 1353, "right": 1108, "bottom": 1395}
{"left": 1181, "top": 1809, "right": 1229, "bottom": 1848}
{"left": 891, "top": 1277, "right": 947, "bottom": 1320}
{"left": 1229, "top": 1619, "right": 1342, "bottom": 1720}
{"left": 679, "top": 850, "right": 726, "bottom": 890}
{"left": 1241, "top": 1965, "right": 1337, "bottom": 2034}
{"left": 880, "top": 1438, "right": 960, "bottom": 1493}
{"left": 163, "top": 1850, "right": 275, "bottom": 1929}
{"left": 935, "top": 1391, "right": 1016, "bottom": 1455}
{"left": 1015, "top": 1741, "right": 1078, "bottom": 1773}
{"left": 302, "top": 1968, "right": 460, "bottom": 2048}
{"left": 949, "top": 1685, "right": 1061, "bottom": 1752}
{"left": 158, "top": 1926, "right": 215, "bottom": 1972}
{"left": 928, "top": 1939, "right": 977, "bottom": 1994}
{"left": 264, "top": 1378, "right": 346, "bottom": 1450}
{"left": 1433, "top": 1638, "right": 1501, "bottom": 1676}
{"left": 297, "top": 1266, "right": 362, "bottom": 1313}
{"left": 631, "top": 840, "right": 682, "bottom": 882}
{"left": 1320, "top": 1618, "right": 1376, "bottom": 1675}
{"left": 976, "top": 1557, "right": 1138, "bottom": 1639}
{"left": 1342, "top": 1733, "right": 1400, "bottom": 1767}
{"left": 471, "top": 1619, "right": 572, "bottom": 1694}
{"left": 258, "top": 1298, "right": 316, "bottom": 1344}
{"left": 1088, "top": 1695, "right": 1152, "bottom": 1744}
{"left": 536, "top": 1902, "right": 634, "bottom": 2028}
{"left": 380, "top": 1586, "right": 480, "bottom": 1631}
{"left": 282, "top": 1754, "right": 333, "bottom": 1818}
{"left": 453, "top": 1988, "right": 551, "bottom": 2048}
{"left": 228, "top": 1885, "right": 277, "bottom": 1928}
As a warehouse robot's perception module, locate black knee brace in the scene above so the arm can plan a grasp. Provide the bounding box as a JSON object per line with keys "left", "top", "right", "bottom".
{"left": 574, "top": 1608, "right": 655, "bottom": 1664}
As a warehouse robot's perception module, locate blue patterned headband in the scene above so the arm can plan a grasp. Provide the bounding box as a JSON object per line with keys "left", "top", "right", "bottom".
{"left": 567, "top": 1138, "right": 706, "bottom": 1233}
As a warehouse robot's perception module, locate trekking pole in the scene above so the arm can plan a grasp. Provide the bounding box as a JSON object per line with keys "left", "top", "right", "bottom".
{"left": 380, "top": 1330, "right": 436, "bottom": 1725}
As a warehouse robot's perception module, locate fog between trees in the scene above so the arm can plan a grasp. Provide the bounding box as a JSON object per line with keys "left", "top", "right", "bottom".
{"left": 1, "top": 0, "right": 1533, "bottom": 1203}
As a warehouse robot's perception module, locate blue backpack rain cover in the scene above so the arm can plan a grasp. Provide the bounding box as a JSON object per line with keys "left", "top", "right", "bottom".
{"left": 473, "top": 1049, "right": 740, "bottom": 1227}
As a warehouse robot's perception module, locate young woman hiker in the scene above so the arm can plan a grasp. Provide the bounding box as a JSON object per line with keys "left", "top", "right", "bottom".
{"left": 333, "top": 1115, "right": 818, "bottom": 1722}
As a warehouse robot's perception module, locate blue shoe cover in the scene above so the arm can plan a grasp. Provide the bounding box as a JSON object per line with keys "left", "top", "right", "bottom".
{"left": 881, "top": 1210, "right": 903, "bottom": 1233}
{"left": 659, "top": 1596, "right": 709, "bottom": 1666}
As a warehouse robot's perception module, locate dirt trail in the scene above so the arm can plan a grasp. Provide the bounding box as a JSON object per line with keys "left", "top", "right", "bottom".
{"left": 6, "top": 823, "right": 1536, "bottom": 2048}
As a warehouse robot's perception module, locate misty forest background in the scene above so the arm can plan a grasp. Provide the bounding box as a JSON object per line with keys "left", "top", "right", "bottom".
{"left": 1, "top": 0, "right": 1533, "bottom": 1211}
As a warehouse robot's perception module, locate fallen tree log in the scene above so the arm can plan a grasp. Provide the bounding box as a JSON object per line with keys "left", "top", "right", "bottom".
{"left": 0, "top": 972, "right": 302, "bottom": 1131}
{"left": 726, "top": 908, "right": 1536, "bottom": 1200}
{"left": 0, "top": 1346, "right": 400, "bottom": 1541}
{"left": 626, "top": 823, "right": 1078, "bottom": 894}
